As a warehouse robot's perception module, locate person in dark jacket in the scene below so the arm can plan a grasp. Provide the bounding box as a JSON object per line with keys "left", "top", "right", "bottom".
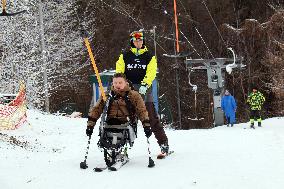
{"left": 221, "top": 90, "right": 237, "bottom": 127}
{"left": 247, "top": 86, "right": 265, "bottom": 128}
{"left": 116, "top": 31, "right": 169, "bottom": 155}
{"left": 86, "top": 73, "right": 152, "bottom": 139}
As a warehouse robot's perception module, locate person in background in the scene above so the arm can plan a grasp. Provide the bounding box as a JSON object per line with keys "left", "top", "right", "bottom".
{"left": 247, "top": 86, "right": 265, "bottom": 129}
{"left": 221, "top": 89, "right": 237, "bottom": 127}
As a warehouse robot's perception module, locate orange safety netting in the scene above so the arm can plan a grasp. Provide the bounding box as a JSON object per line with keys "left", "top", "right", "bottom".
{"left": 0, "top": 82, "right": 27, "bottom": 130}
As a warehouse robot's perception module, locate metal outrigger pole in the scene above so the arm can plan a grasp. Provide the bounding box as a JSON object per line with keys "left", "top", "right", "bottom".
{"left": 0, "top": 0, "right": 26, "bottom": 16}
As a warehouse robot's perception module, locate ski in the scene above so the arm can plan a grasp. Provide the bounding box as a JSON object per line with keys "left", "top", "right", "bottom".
{"left": 157, "top": 150, "right": 174, "bottom": 159}
{"left": 108, "top": 158, "right": 129, "bottom": 171}
{"left": 93, "top": 166, "right": 108, "bottom": 172}
{"left": 93, "top": 157, "right": 129, "bottom": 172}
{"left": 93, "top": 162, "right": 108, "bottom": 172}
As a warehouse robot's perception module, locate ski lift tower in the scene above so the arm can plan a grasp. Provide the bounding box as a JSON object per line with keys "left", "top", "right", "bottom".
{"left": 184, "top": 52, "right": 244, "bottom": 126}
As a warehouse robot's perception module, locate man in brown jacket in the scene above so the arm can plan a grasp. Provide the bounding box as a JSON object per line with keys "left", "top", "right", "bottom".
{"left": 86, "top": 73, "right": 152, "bottom": 138}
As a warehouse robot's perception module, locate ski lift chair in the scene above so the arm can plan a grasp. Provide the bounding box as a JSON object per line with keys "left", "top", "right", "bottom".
{"left": 187, "top": 68, "right": 204, "bottom": 121}
{"left": 97, "top": 118, "right": 138, "bottom": 167}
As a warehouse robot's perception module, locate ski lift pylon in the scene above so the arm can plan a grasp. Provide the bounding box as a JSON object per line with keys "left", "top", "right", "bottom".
{"left": 0, "top": 0, "right": 26, "bottom": 16}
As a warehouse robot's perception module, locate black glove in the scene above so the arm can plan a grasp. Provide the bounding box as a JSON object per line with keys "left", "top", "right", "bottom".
{"left": 86, "top": 126, "right": 94, "bottom": 137}
{"left": 143, "top": 126, "right": 152, "bottom": 138}
{"left": 86, "top": 116, "right": 96, "bottom": 137}
{"left": 80, "top": 28, "right": 89, "bottom": 38}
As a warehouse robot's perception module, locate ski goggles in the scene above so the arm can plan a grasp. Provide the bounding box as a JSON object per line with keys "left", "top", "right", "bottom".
{"left": 130, "top": 31, "right": 144, "bottom": 41}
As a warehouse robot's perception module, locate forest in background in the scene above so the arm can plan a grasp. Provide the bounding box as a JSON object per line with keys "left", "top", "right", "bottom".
{"left": 0, "top": 0, "right": 283, "bottom": 129}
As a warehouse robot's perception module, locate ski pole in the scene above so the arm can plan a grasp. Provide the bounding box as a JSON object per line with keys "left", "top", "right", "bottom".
{"left": 80, "top": 135, "right": 92, "bottom": 169}
{"left": 147, "top": 138, "right": 155, "bottom": 168}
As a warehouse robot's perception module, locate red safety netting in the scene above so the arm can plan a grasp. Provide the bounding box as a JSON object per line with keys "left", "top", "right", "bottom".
{"left": 0, "top": 82, "right": 27, "bottom": 130}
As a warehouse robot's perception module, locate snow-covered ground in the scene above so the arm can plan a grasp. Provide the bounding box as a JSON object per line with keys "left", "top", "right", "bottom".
{"left": 1, "top": 110, "right": 284, "bottom": 189}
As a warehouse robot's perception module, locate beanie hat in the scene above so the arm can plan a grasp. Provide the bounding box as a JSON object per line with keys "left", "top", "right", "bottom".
{"left": 251, "top": 85, "right": 258, "bottom": 90}
{"left": 225, "top": 90, "right": 230, "bottom": 95}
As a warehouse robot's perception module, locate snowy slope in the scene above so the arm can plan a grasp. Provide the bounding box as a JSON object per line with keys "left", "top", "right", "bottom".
{"left": 1, "top": 110, "right": 284, "bottom": 189}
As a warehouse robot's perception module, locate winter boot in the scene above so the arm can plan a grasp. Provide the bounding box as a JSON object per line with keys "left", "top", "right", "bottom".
{"left": 160, "top": 143, "right": 169, "bottom": 155}
{"left": 250, "top": 123, "right": 255, "bottom": 129}
{"left": 258, "top": 122, "right": 261, "bottom": 127}
{"left": 226, "top": 117, "right": 230, "bottom": 127}
{"left": 231, "top": 124, "right": 234, "bottom": 127}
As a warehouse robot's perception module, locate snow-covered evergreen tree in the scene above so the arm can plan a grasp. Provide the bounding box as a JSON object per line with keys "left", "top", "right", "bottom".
{"left": 0, "top": 0, "right": 86, "bottom": 111}
{"left": 0, "top": 0, "right": 42, "bottom": 107}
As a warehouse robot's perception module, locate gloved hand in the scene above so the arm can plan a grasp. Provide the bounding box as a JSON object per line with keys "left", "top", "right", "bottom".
{"left": 86, "top": 117, "right": 96, "bottom": 137}
{"left": 139, "top": 85, "right": 148, "bottom": 95}
{"left": 143, "top": 126, "right": 152, "bottom": 138}
{"left": 87, "top": 120, "right": 96, "bottom": 127}
{"left": 86, "top": 126, "right": 94, "bottom": 137}
{"left": 80, "top": 29, "right": 89, "bottom": 38}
